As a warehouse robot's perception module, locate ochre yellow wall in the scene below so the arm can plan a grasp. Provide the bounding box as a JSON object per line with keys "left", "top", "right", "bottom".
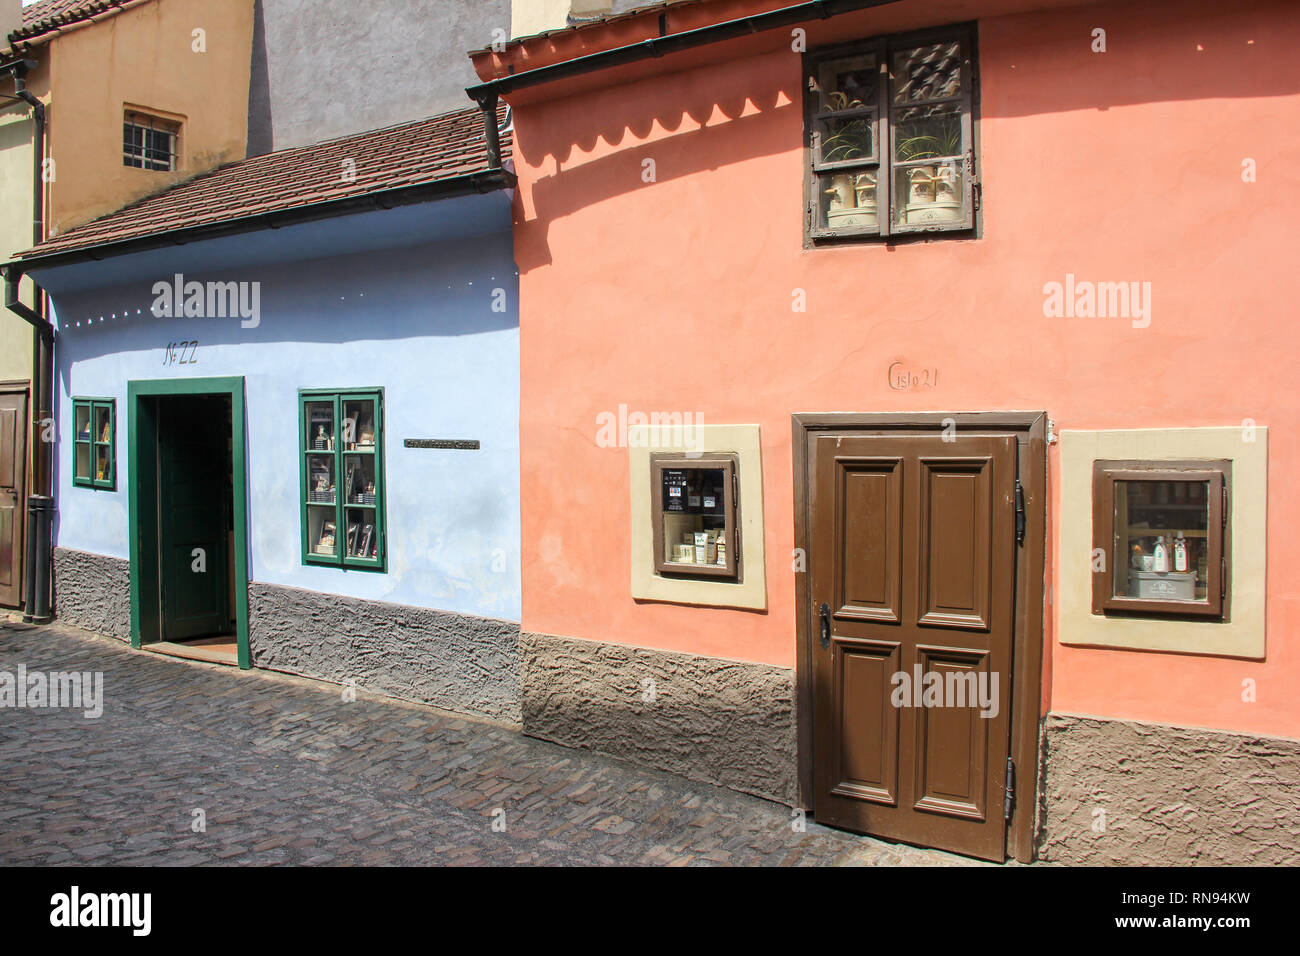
{"left": 0, "top": 54, "right": 49, "bottom": 383}
{"left": 45, "top": 0, "right": 254, "bottom": 235}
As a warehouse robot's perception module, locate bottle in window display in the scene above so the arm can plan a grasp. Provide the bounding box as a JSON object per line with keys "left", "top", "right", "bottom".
{"left": 1152, "top": 536, "right": 1169, "bottom": 573}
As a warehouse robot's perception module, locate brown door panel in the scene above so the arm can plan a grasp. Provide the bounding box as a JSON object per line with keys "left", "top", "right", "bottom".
{"left": 0, "top": 392, "right": 28, "bottom": 607}
{"left": 810, "top": 433, "right": 1017, "bottom": 861}
{"left": 827, "top": 636, "right": 901, "bottom": 807}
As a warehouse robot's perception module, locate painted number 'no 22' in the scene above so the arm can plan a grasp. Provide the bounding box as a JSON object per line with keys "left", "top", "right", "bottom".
{"left": 163, "top": 341, "right": 198, "bottom": 366}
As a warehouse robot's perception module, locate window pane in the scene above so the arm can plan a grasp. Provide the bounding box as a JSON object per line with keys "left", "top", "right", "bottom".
{"left": 1114, "top": 480, "right": 1210, "bottom": 602}
{"left": 75, "top": 443, "right": 90, "bottom": 481}
{"left": 343, "top": 454, "right": 376, "bottom": 505}
{"left": 818, "top": 114, "right": 875, "bottom": 164}
{"left": 308, "top": 506, "right": 338, "bottom": 556}
{"left": 892, "top": 41, "right": 962, "bottom": 103}
{"left": 891, "top": 160, "right": 964, "bottom": 227}
{"left": 306, "top": 401, "right": 335, "bottom": 450}
{"left": 94, "top": 405, "right": 112, "bottom": 444}
{"left": 96, "top": 445, "right": 111, "bottom": 483}
{"left": 661, "top": 467, "right": 728, "bottom": 568}
{"left": 818, "top": 56, "right": 877, "bottom": 112}
{"left": 306, "top": 454, "right": 336, "bottom": 503}
{"left": 819, "top": 170, "right": 879, "bottom": 230}
{"left": 345, "top": 508, "right": 377, "bottom": 559}
{"left": 341, "top": 399, "right": 377, "bottom": 450}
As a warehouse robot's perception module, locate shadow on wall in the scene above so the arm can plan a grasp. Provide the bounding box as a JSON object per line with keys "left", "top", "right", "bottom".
{"left": 510, "top": 0, "right": 1300, "bottom": 270}
{"left": 50, "top": 230, "right": 518, "bottom": 366}
{"left": 246, "top": 0, "right": 272, "bottom": 157}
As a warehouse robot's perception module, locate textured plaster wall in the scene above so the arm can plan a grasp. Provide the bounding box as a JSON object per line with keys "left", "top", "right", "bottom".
{"left": 250, "top": 581, "right": 521, "bottom": 723}
{"left": 248, "top": 0, "right": 511, "bottom": 152}
{"left": 521, "top": 631, "right": 798, "bottom": 803}
{"left": 1039, "top": 713, "right": 1300, "bottom": 865}
{"left": 52, "top": 547, "right": 131, "bottom": 641}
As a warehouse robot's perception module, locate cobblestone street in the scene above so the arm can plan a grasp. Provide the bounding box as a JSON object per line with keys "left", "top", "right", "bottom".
{"left": 0, "top": 622, "right": 984, "bottom": 866}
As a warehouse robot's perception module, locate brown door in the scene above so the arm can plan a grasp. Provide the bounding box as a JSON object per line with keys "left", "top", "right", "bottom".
{"left": 0, "top": 390, "right": 28, "bottom": 608}
{"left": 810, "top": 433, "right": 1017, "bottom": 861}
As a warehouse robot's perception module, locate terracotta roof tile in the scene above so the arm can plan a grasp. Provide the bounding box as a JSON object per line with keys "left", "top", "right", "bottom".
{"left": 8, "top": 0, "right": 153, "bottom": 47}
{"left": 20, "top": 104, "right": 510, "bottom": 258}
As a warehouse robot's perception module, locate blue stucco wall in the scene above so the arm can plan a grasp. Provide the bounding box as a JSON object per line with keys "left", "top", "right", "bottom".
{"left": 42, "top": 205, "right": 521, "bottom": 621}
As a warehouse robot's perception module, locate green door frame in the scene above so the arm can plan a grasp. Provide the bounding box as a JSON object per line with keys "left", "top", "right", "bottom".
{"left": 127, "top": 376, "right": 251, "bottom": 669}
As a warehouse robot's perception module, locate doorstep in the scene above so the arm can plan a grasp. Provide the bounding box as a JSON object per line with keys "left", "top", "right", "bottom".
{"left": 142, "top": 636, "right": 239, "bottom": 666}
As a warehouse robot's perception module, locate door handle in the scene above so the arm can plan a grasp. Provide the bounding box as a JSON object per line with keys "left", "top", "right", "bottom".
{"left": 819, "top": 602, "right": 831, "bottom": 649}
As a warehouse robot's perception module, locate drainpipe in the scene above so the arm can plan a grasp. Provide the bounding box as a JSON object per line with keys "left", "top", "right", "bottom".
{"left": 3, "top": 58, "right": 54, "bottom": 624}
{"left": 469, "top": 87, "right": 505, "bottom": 170}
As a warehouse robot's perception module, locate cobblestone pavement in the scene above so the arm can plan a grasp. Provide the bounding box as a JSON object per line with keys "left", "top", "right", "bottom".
{"left": 0, "top": 621, "right": 987, "bottom": 866}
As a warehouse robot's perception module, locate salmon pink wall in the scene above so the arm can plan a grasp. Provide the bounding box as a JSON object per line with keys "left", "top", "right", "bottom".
{"left": 510, "top": 0, "right": 1300, "bottom": 739}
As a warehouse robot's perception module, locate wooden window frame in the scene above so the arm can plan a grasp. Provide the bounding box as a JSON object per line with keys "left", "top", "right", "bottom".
{"left": 72, "top": 397, "right": 115, "bottom": 490}
{"left": 650, "top": 453, "right": 741, "bottom": 581}
{"left": 298, "top": 388, "right": 387, "bottom": 572}
{"left": 804, "top": 23, "right": 979, "bottom": 245}
{"left": 1091, "top": 459, "right": 1230, "bottom": 619}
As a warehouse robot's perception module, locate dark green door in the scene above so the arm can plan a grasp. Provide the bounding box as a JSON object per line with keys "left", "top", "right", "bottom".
{"left": 158, "top": 396, "right": 230, "bottom": 640}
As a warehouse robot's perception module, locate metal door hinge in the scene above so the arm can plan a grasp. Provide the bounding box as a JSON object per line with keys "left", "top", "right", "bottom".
{"left": 1014, "top": 480, "right": 1025, "bottom": 546}
{"left": 1003, "top": 758, "right": 1016, "bottom": 821}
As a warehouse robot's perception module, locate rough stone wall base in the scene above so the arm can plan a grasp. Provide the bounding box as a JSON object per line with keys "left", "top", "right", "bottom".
{"left": 249, "top": 582, "right": 521, "bottom": 724}
{"left": 521, "top": 631, "right": 798, "bottom": 804}
{"left": 52, "top": 547, "right": 131, "bottom": 641}
{"left": 1039, "top": 713, "right": 1300, "bottom": 865}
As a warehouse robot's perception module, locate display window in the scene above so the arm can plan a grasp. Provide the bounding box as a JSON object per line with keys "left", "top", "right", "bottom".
{"left": 72, "top": 397, "right": 115, "bottom": 490}
{"left": 650, "top": 454, "right": 739, "bottom": 580}
{"left": 1092, "top": 460, "right": 1229, "bottom": 618}
{"left": 299, "top": 390, "right": 385, "bottom": 570}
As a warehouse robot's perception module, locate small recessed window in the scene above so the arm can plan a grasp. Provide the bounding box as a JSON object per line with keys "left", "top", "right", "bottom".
{"left": 123, "top": 110, "right": 180, "bottom": 171}
{"left": 1092, "top": 460, "right": 1230, "bottom": 619}
{"left": 805, "top": 25, "right": 978, "bottom": 242}
{"left": 651, "top": 453, "right": 740, "bottom": 580}
{"left": 72, "top": 397, "right": 115, "bottom": 489}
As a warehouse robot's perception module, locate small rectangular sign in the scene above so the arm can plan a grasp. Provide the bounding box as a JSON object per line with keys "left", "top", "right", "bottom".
{"left": 402, "top": 439, "right": 480, "bottom": 450}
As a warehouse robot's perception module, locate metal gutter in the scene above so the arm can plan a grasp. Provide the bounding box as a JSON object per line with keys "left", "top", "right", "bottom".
{"left": 466, "top": 0, "right": 902, "bottom": 99}
{"left": 3, "top": 166, "right": 515, "bottom": 275}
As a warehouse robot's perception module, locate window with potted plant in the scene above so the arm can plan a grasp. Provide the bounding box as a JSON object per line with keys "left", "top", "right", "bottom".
{"left": 805, "top": 25, "right": 978, "bottom": 242}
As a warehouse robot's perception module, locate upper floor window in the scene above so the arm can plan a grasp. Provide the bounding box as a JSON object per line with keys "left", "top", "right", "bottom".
{"left": 805, "top": 25, "right": 977, "bottom": 242}
{"left": 123, "top": 110, "right": 180, "bottom": 171}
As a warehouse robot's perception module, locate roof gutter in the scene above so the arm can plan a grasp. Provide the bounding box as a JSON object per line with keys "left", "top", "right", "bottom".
{"left": 466, "top": 0, "right": 903, "bottom": 100}
{"left": 3, "top": 166, "right": 515, "bottom": 275}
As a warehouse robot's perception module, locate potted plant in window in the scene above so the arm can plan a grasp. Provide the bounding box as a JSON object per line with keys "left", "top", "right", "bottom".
{"left": 896, "top": 121, "right": 963, "bottom": 224}
{"left": 820, "top": 114, "right": 877, "bottom": 228}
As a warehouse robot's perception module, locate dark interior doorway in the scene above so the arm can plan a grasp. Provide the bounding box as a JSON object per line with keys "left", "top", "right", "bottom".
{"left": 138, "top": 393, "right": 236, "bottom": 663}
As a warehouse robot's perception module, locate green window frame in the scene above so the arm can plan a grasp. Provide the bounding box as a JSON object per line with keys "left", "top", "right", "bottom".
{"left": 298, "top": 388, "right": 386, "bottom": 572}
{"left": 72, "top": 397, "right": 116, "bottom": 489}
